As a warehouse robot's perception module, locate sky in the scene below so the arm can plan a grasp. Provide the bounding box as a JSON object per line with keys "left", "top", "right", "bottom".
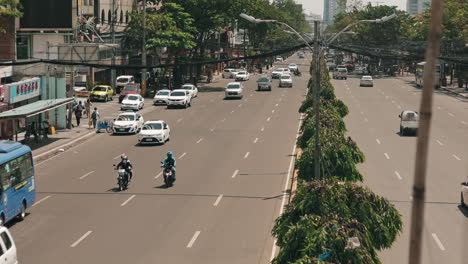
{"left": 296, "top": 0, "right": 407, "bottom": 17}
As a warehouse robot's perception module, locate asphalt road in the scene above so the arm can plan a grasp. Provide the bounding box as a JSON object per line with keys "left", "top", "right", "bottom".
{"left": 9, "top": 56, "right": 309, "bottom": 263}
{"left": 333, "top": 75, "right": 468, "bottom": 264}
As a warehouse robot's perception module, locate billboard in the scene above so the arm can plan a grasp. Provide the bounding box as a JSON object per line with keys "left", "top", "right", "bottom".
{"left": 20, "top": 0, "right": 72, "bottom": 28}
{"left": 6, "top": 78, "right": 41, "bottom": 104}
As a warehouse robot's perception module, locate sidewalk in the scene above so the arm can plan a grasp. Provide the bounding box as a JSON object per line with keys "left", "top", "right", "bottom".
{"left": 395, "top": 73, "right": 468, "bottom": 99}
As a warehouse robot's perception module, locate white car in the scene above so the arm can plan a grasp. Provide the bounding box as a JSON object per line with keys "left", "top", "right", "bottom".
{"left": 222, "top": 68, "right": 239, "bottom": 78}
{"left": 271, "top": 68, "right": 286, "bottom": 79}
{"left": 121, "top": 94, "right": 144, "bottom": 111}
{"left": 138, "top": 120, "right": 170, "bottom": 145}
{"left": 153, "top": 89, "right": 171, "bottom": 105}
{"left": 360, "top": 75, "right": 374, "bottom": 87}
{"left": 235, "top": 71, "right": 250, "bottom": 81}
{"left": 275, "top": 57, "right": 283, "bottom": 62}
{"left": 399, "top": 110, "right": 419, "bottom": 136}
{"left": 225, "top": 82, "right": 244, "bottom": 99}
{"left": 288, "top": 63, "right": 298, "bottom": 72}
{"left": 167, "top": 89, "right": 192, "bottom": 108}
{"left": 279, "top": 74, "right": 293, "bottom": 88}
{"left": 113, "top": 112, "right": 144, "bottom": 134}
{"left": 0, "top": 227, "right": 17, "bottom": 264}
{"left": 181, "top": 83, "right": 198, "bottom": 98}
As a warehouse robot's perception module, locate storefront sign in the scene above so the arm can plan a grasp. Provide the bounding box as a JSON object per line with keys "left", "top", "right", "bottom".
{"left": 8, "top": 78, "right": 41, "bottom": 104}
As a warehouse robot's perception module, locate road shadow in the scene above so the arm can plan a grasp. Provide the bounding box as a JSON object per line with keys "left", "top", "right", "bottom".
{"left": 4, "top": 213, "right": 31, "bottom": 228}
{"left": 458, "top": 205, "right": 468, "bottom": 218}
{"left": 155, "top": 184, "right": 170, "bottom": 189}
{"left": 198, "top": 86, "right": 225, "bottom": 92}
{"left": 23, "top": 137, "right": 67, "bottom": 151}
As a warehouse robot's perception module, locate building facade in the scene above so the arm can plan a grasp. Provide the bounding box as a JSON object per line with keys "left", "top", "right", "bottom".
{"left": 323, "top": 0, "right": 346, "bottom": 25}
{"left": 407, "top": 0, "right": 432, "bottom": 15}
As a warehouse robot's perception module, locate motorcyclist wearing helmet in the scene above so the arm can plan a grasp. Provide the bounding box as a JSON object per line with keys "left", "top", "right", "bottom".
{"left": 161, "top": 151, "right": 176, "bottom": 180}
{"left": 116, "top": 154, "right": 133, "bottom": 182}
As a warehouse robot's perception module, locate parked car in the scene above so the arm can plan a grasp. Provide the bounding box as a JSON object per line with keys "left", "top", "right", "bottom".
{"left": 461, "top": 181, "right": 468, "bottom": 207}
{"left": 332, "top": 68, "right": 348, "bottom": 80}
{"left": 113, "top": 112, "right": 144, "bottom": 134}
{"left": 399, "top": 110, "right": 419, "bottom": 136}
{"left": 90, "top": 85, "right": 114, "bottom": 102}
{"left": 121, "top": 94, "right": 144, "bottom": 111}
{"left": 288, "top": 63, "right": 298, "bottom": 73}
{"left": 271, "top": 68, "right": 286, "bottom": 79}
{"left": 225, "top": 82, "right": 244, "bottom": 99}
{"left": 119, "top": 83, "right": 141, "bottom": 103}
{"left": 116, "top": 75, "right": 135, "bottom": 94}
{"left": 257, "top": 76, "right": 272, "bottom": 91}
{"left": 167, "top": 90, "right": 192, "bottom": 108}
{"left": 180, "top": 83, "right": 198, "bottom": 98}
{"left": 279, "top": 74, "right": 293, "bottom": 88}
{"left": 360, "top": 76, "right": 374, "bottom": 87}
{"left": 235, "top": 71, "right": 250, "bottom": 81}
{"left": 153, "top": 89, "right": 171, "bottom": 105}
{"left": 138, "top": 120, "right": 170, "bottom": 145}
{"left": 275, "top": 57, "right": 283, "bottom": 62}
{"left": 0, "top": 227, "right": 17, "bottom": 264}
{"left": 222, "top": 68, "right": 239, "bottom": 78}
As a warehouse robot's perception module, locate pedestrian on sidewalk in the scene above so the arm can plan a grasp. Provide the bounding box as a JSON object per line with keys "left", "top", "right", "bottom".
{"left": 91, "top": 107, "right": 100, "bottom": 129}
{"left": 84, "top": 98, "right": 92, "bottom": 118}
{"left": 74, "top": 101, "right": 84, "bottom": 127}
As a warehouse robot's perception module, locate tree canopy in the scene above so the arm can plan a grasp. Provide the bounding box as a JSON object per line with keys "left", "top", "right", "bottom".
{"left": 0, "top": 0, "right": 22, "bottom": 33}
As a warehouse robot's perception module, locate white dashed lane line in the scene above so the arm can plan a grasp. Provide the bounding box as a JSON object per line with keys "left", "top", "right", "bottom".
{"left": 436, "top": 139, "right": 444, "bottom": 146}
{"left": 244, "top": 152, "right": 250, "bottom": 159}
{"left": 154, "top": 171, "right": 162, "bottom": 179}
{"left": 213, "top": 195, "right": 223, "bottom": 206}
{"left": 179, "top": 152, "right": 187, "bottom": 159}
{"left": 231, "top": 169, "right": 239, "bottom": 178}
{"left": 261, "top": 127, "right": 265, "bottom": 132}
{"left": 196, "top": 138, "right": 203, "bottom": 144}
{"left": 120, "top": 195, "right": 136, "bottom": 207}
{"left": 384, "top": 153, "right": 390, "bottom": 160}
{"left": 186, "top": 231, "right": 201, "bottom": 248}
{"left": 267, "top": 117, "right": 271, "bottom": 122}
{"left": 431, "top": 233, "right": 446, "bottom": 251}
{"left": 253, "top": 138, "right": 258, "bottom": 144}
{"left": 33, "top": 195, "right": 51, "bottom": 207}
{"left": 376, "top": 139, "right": 381, "bottom": 145}
{"left": 452, "top": 154, "right": 461, "bottom": 161}
{"left": 394, "top": 171, "right": 402, "bottom": 180}
{"left": 79, "top": 171, "right": 95, "bottom": 180}
{"left": 448, "top": 112, "right": 455, "bottom": 117}
{"left": 177, "top": 118, "right": 183, "bottom": 123}
{"left": 70, "top": 231, "right": 93, "bottom": 248}
{"left": 462, "top": 121, "right": 467, "bottom": 125}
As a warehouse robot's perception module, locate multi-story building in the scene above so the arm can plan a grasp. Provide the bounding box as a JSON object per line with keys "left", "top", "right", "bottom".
{"left": 407, "top": 0, "right": 432, "bottom": 15}
{"left": 323, "top": 0, "right": 346, "bottom": 25}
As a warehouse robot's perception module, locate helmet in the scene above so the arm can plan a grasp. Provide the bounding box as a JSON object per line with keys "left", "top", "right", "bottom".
{"left": 121, "top": 154, "right": 128, "bottom": 161}
{"left": 167, "top": 151, "right": 173, "bottom": 157}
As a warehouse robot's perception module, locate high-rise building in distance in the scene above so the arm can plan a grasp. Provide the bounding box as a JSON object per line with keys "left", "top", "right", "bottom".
{"left": 323, "top": 0, "right": 347, "bottom": 25}
{"left": 407, "top": 0, "right": 432, "bottom": 15}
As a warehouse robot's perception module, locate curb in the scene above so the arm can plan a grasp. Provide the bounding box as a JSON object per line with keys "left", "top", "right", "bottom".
{"left": 33, "top": 131, "right": 97, "bottom": 164}
{"left": 440, "top": 87, "right": 468, "bottom": 99}
{"left": 289, "top": 148, "right": 302, "bottom": 203}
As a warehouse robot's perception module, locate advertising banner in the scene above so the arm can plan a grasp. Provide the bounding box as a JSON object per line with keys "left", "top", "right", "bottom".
{"left": 8, "top": 77, "right": 41, "bottom": 104}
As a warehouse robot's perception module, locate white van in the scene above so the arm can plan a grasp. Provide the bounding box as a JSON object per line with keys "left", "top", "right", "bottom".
{"left": 0, "top": 227, "right": 17, "bottom": 264}
{"left": 116, "top": 75, "right": 135, "bottom": 94}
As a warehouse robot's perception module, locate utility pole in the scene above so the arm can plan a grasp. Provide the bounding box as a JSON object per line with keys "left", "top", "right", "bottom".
{"left": 313, "top": 20, "right": 321, "bottom": 179}
{"left": 408, "top": 0, "right": 444, "bottom": 263}
{"left": 141, "top": 0, "right": 147, "bottom": 97}
{"left": 110, "top": 0, "right": 116, "bottom": 90}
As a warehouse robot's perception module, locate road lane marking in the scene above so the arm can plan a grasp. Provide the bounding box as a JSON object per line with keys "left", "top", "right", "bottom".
{"left": 384, "top": 153, "right": 390, "bottom": 159}
{"left": 272, "top": 110, "right": 275, "bottom": 113}
{"left": 261, "top": 127, "right": 265, "bottom": 132}
{"left": 196, "top": 138, "right": 203, "bottom": 144}
{"left": 121, "top": 195, "right": 136, "bottom": 207}
{"left": 448, "top": 112, "right": 455, "bottom": 117}
{"left": 179, "top": 152, "right": 187, "bottom": 159}
{"left": 431, "top": 233, "right": 446, "bottom": 251}
{"left": 250, "top": 94, "right": 253, "bottom": 97}
{"left": 452, "top": 154, "right": 461, "bottom": 161}
{"left": 395, "top": 171, "right": 402, "bottom": 180}
{"left": 271, "top": 112, "right": 303, "bottom": 262}
{"left": 436, "top": 140, "right": 444, "bottom": 146}
{"left": 391, "top": 100, "right": 395, "bottom": 104}
{"left": 33, "top": 195, "right": 51, "bottom": 207}
{"left": 210, "top": 128, "right": 215, "bottom": 132}
{"left": 187, "top": 231, "right": 201, "bottom": 248}
{"left": 231, "top": 169, "right": 239, "bottom": 178}
{"left": 71, "top": 231, "right": 93, "bottom": 248}
{"left": 462, "top": 121, "right": 467, "bottom": 125}
{"left": 213, "top": 195, "right": 223, "bottom": 206}
{"left": 221, "top": 118, "right": 226, "bottom": 122}
{"left": 230, "top": 110, "right": 235, "bottom": 114}
{"left": 376, "top": 139, "right": 381, "bottom": 144}
{"left": 267, "top": 117, "right": 271, "bottom": 122}
{"left": 79, "top": 171, "right": 95, "bottom": 180}
{"left": 244, "top": 152, "right": 250, "bottom": 159}
{"left": 238, "top": 104, "right": 242, "bottom": 107}
{"left": 275, "top": 103, "right": 279, "bottom": 107}
{"left": 177, "top": 118, "right": 183, "bottom": 123}
{"left": 154, "top": 171, "right": 162, "bottom": 179}
{"left": 253, "top": 138, "right": 258, "bottom": 144}
{"left": 360, "top": 111, "right": 364, "bottom": 115}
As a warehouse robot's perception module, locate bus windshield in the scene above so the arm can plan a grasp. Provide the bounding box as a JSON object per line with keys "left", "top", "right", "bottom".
{"left": 0, "top": 141, "right": 36, "bottom": 225}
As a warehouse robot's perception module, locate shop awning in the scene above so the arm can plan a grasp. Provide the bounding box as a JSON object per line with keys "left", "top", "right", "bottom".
{"left": 0, "top": 98, "right": 74, "bottom": 120}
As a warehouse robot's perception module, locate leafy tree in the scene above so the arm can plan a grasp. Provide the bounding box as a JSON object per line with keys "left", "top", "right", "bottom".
{"left": 0, "top": 0, "right": 22, "bottom": 33}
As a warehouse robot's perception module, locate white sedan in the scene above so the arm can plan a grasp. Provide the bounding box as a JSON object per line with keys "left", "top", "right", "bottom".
{"left": 113, "top": 112, "right": 144, "bottom": 134}
{"left": 138, "top": 120, "right": 170, "bottom": 145}
{"left": 235, "top": 71, "right": 250, "bottom": 81}
{"left": 225, "top": 82, "right": 243, "bottom": 99}
{"left": 153, "top": 89, "right": 171, "bottom": 105}
{"left": 167, "top": 90, "right": 192, "bottom": 108}
{"left": 121, "top": 94, "right": 144, "bottom": 111}
{"left": 279, "top": 74, "right": 293, "bottom": 88}
{"left": 360, "top": 76, "right": 374, "bottom": 87}
{"left": 181, "top": 84, "right": 198, "bottom": 98}
{"left": 288, "top": 63, "right": 298, "bottom": 72}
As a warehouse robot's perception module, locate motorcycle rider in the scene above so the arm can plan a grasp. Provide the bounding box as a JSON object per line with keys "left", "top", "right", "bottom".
{"left": 116, "top": 154, "right": 133, "bottom": 182}
{"left": 161, "top": 151, "right": 176, "bottom": 180}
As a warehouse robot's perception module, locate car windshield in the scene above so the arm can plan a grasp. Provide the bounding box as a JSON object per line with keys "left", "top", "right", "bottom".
{"left": 238, "top": 72, "right": 246, "bottom": 75}
{"left": 127, "top": 95, "right": 139, "bottom": 100}
{"left": 181, "top": 85, "right": 193, "bottom": 90}
{"left": 227, "top": 84, "right": 240, "bottom": 89}
{"left": 402, "top": 112, "right": 419, "bottom": 121}
{"left": 117, "top": 78, "right": 129, "bottom": 82}
{"left": 124, "top": 86, "right": 137, "bottom": 91}
{"left": 258, "top": 78, "right": 269, "bottom": 82}
{"left": 117, "top": 115, "right": 135, "bottom": 121}
{"left": 143, "top": 123, "right": 162, "bottom": 130}
{"left": 339, "top": 69, "right": 347, "bottom": 72}
{"left": 289, "top": 64, "right": 297, "bottom": 67}
{"left": 157, "top": 91, "right": 169, "bottom": 96}
{"left": 281, "top": 75, "right": 291, "bottom": 79}
{"left": 93, "top": 87, "right": 107, "bottom": 91}
{"left": 171, "top": 92, "right": 185, "bottom": 96}
{"left": 274, "top": 69, "right": 284, "bottom": 72}
{"left": 362, "top": 77, "right": 372, "bottom": 80}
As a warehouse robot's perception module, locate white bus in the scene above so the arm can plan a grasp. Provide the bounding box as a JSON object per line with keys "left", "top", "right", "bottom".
{"left": 415, "top": 61, "right": 441, "bottom": 88}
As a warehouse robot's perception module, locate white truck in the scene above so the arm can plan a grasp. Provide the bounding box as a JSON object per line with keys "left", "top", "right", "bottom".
{"left": 399, "top": 110, "right": 419, "bottom": 136}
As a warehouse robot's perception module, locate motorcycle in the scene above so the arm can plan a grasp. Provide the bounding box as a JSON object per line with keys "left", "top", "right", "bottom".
{"left": 114, "top": 166, "right": 129, "bottom": 191}
{"left": 294, "top": 70, "right": 302, "bottom": 76}
{"left": 161, "top": 162, "right": 175, "bottom": 186}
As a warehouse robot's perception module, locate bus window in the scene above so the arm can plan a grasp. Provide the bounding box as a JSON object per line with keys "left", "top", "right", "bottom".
{"left": 0, "top": 165, "right": 11, "bottom": 191}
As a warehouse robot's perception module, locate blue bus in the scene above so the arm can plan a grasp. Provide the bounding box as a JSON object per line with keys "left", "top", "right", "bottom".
{"left": 0, "top": 141, "right": 35, "bottom": 225}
